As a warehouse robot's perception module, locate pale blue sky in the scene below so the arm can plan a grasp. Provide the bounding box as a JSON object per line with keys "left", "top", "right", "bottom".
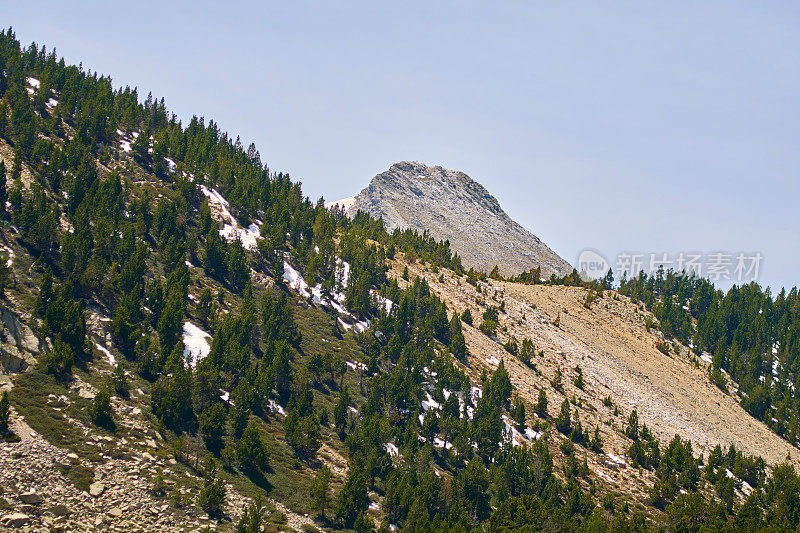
{"left": 5, "top": 1, "right": 799, "bottom": 290}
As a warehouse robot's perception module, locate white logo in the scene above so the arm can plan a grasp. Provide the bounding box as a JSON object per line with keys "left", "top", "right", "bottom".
{"left": 577, "top": 249, "right": 609, "bottom": 282}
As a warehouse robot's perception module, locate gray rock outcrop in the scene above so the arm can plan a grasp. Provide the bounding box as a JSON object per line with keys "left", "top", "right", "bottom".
{"left": 338, "top": 161, "right": 572, "bottom": 277}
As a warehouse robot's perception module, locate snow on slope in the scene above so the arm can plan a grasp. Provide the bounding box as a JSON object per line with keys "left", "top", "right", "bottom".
{"left": 199, "top": 185, "right": 262, "bottom": 250}
{"left": 183, "top": 322, "right": 212, "bottom": 367}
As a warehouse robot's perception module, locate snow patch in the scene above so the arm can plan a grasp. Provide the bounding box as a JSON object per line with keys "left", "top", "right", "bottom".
{"left": 336, "top": 258, "right": 351, "bottom": 290}
{"left": 182, "top": 322, "right": 212, "bottom": 367}
{"left": 385, "top": 442, "right": 399, "bottom": 456}
{"left": 433, "top": 437, "right": 453, "bottom": 449}
{"left": 606, "top": 452, "right": 626, "bottom": 466}
{"left": 422, "top": 392, "right": 441, "bottom": 412}
{"left": 283, "top": 262, "right": 311, "bottom": 298}
{"left": 346, "top": 360, "right": 367, "bottom": 371}
{"left": 199, "top": 185, "right": 262, "bottom": 250}
{"left": 95, "top": 343, "right": 116, "bottom": 366}
{"left": 372, "top": 291, "right": 394, "bottom": 314}
{"left": 0, "top": 245, "right": 14, "bottom": 267}
{"left": 268, "top": 399, "right": 286, "bottom": 416}
{"left": 353, "top": 319, "right": 370, "bottom": 334}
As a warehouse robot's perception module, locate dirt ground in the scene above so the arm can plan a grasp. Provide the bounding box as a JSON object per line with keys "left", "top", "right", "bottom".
{"left": 389, "top": 259, "right": 800, "bottom": 476}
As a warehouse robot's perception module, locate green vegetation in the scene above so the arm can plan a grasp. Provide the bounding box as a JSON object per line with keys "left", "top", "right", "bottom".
{"left": 3, "top": 28, "right": 800, "bottom": 532}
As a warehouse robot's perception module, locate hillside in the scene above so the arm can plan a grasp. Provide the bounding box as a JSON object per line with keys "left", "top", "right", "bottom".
{"left": 2, "top": 29, "right": 800, "bottom": 533}
{"left": 391, "top": 260, "right": 800, "bottom": 468}
{"left": 333, "top": 161, "right": 573, "bottom": 278}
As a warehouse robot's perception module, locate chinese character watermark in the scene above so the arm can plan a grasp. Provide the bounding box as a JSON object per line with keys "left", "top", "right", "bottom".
{"left": 577, "top": 250, "right": 764, "bottom": 284}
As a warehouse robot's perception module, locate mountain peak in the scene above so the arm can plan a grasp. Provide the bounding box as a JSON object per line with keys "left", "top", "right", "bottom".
{"left": 340, "top": 162, "right": 572, "bottom": 277}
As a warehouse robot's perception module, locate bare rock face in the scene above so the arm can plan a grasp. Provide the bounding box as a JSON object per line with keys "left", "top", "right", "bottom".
{"left": 337, "top": 161, "right": 572, "bottom": 277}
{"left": 0, "top": 306, "right": 42, "bottom": 375}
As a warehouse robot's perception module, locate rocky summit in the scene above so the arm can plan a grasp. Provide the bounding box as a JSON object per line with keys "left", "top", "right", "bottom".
{"left": 337, "top": 161, "right": 572, "bottom": 277}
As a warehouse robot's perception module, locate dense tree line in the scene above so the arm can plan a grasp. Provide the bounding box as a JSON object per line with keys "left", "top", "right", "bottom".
{"left": 619, "top": 268, "right": 800, "bottom": 447}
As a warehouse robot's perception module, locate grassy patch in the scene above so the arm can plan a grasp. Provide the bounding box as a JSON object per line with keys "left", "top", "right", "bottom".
{"left": 11, "top": 370, "right": 102, "bottom": 462}
{"left": 55, "top": 461, "right": 95, "bottom": 492}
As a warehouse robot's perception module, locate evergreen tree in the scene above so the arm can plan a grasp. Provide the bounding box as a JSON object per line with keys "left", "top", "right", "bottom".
{"left": 336, "top": 455, "right": 369, "bottom": 528}
{"left": 309, "top": 465, "right": 332, "bottom": 519}
{"left": 198, "top": 476, "right": 226, "bottom": 518}
{"left": 555, "top": 399, "right": 572, "bottom": 434}
{"left": 0, "top": 390, "right": 9, "bottom": 434}
{"left": 90, "top": 385, "right": 114, "bottom": 429}
{"left": 334, "top": 386, "right": 350, "bottom": 432}
{"left": 237, "top": 420, "right": 269, "bottom": 474}
{"left": 0, "top": 160, "right": 6, "bottom": 218}
{"left": 535, "top": 388, "right": 548, "bottom": 418}
{"left": 200, "top": 403, "right": 227, "bottom": 455}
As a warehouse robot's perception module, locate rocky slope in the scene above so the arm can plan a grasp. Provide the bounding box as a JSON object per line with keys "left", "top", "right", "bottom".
{"left": 387, "top": 257, "right": 800, "bottom": 508}
{"left": 333, "top": 161, "right": 572, "bottom": 277}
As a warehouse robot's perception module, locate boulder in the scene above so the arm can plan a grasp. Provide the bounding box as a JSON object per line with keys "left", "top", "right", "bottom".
{"left": 18, "top": 490, "right": 43, "bottom": 504}
{"left": 1, "top": 513, "right": 31, "bottom": 528}
{"left": 89, "top": 482, "right": 105, "bottom": 497}
{"left": 48, "top": 504, "right": 71, "bottom": 517}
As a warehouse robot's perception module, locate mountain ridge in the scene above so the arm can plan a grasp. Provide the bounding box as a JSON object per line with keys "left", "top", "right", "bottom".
{"left": 335, "top": 161, "right": 573, "bottom": 278}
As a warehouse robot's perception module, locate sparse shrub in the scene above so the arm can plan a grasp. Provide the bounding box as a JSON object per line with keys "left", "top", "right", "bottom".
{"left": 574, "top": 366, "right": 585, "bottom": 390}
{"left": 504, "top": 339, "right": 518, "bottom": 356}
{"left": 152, "top": 471, "right": 167, "bottom": 496}
{"left": 656, "top": 341, "right": 670, "bottom": 356}
{"left": 550, "top": 368, "right": 563, "bottom": 393}
{"left": 583, "top": 291, "right": 595, "bottom": 309}
{"left": 90, "top": 385, "right": 114, "bottom": 429}
{"left": 479, "top": 319, "right": 497, "bottom": 337}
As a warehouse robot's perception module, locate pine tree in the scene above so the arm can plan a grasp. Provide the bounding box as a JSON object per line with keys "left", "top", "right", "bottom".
{"left": 236, "top": 420, "right": 269, "bottom": 474}
{"left": 535, "top": 388, "right": 548, "bottom": 418}
{"left": 0, "top": 390, "right": 9, "bottom": 434}
{"left": 0, "top": 160, "right": 6, "bottom": 218}
{"left": 625, "top": 409, "right": 640, "bottom": 441}
{"left": 335, "top": 455, "right": 369, "bottom": 528}
{"left": 309, "top": 465, "right": 331, "bottom": 518}
{"left": 90, "top": 385, "right": 114, "bottom": 429}
{"left": 198, "top": 476, "right": 226, "bottom": 518}
{"left": 197, "top": 288, "right": 213, "bottom": 325}
{"left": 555, "top": 399, "right": 572, "bottom": 434}
{"left": 200, "top": 403, "right": 227, "bottom": 455}
{"left": 334, "top": 387, "right": 350, "bottom": 432}
{"left": 112, "top": 362, "right": 128, "bottom": 398}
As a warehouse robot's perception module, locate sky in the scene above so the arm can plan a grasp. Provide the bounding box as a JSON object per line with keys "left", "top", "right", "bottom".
{"left": 5, "top": 1, "right": 800, "bottom": 291}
